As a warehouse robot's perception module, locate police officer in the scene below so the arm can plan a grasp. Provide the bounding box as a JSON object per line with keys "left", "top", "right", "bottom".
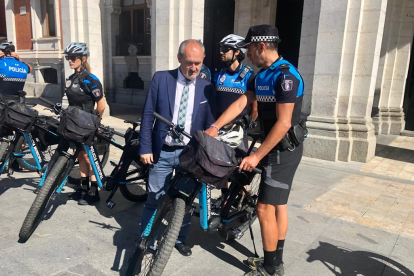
{"left": 215, "top": 34, "right": 258, "bottom": 128}
{"left": 64, "top": 42, "right": 106, "bottom": 205}
{"left": 0, "top": 41, "right": 32, "bottom": 101}
{"left": 206, "top": 25, "right": 305, "bottom": 276}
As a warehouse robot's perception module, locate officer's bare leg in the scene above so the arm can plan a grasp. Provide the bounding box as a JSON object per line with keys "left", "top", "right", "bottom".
{"left": 257, "top": 202, "right": 278, "bottom": 251}
{"left": 276, "top": 204, "right": 288, "bottom": 239}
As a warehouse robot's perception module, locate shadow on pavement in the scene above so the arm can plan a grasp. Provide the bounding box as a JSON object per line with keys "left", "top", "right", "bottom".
{"left": 307, "top": 241, "right": 414, "bottom": 276}
{"left": 0, "top": 176, "right": 38, "bottom": 197}
{"left": 186, "top": 212, "right": 256, "bottom": 273}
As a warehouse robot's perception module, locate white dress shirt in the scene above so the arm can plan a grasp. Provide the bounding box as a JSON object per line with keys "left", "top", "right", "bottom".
{"left": 164, "top": 69, "right": 196, "bottom": 145}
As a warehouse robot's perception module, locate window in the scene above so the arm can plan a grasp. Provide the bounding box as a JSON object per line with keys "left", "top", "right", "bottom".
{"left": 116, "top": 5, "right": 151, "bottom": 56}
{"left": 41, "top": 0, "right": 56, "bottom": 37}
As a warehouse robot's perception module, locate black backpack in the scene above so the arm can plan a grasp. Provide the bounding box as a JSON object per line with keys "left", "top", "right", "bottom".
{"left": 179, "top": 131, "right": 238, "bottom": 189}
{"left": 1, "top": 100, "right": 38, "bottom": 132}
{"left": 57, "top": 106, "right": 101, "bottom": 145}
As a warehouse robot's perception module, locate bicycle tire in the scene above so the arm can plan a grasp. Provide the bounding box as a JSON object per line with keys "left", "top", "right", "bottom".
{"left": 127, "top": 197, "right": 186, "bottom": 276}
{"left": 19, "top": 155, "right": 68, "bottom": 242}
{"left": 0, "top": 142, "right": 9, "bottom": 170}
{"left": 119, "top": 161, "right": 148, "bottom": 202}
{"left": 14, "top": 136, "right": 40, "bottom": 171}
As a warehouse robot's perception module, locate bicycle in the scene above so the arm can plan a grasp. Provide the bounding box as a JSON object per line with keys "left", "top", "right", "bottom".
{"left": 13, "top": 97, "right": 110, "bottom": 183}
{"left": 126, "top": 112, "right": 262, "bottom": 276}
{"left": 18, "top": 103, "right": 148, "bottom": 242}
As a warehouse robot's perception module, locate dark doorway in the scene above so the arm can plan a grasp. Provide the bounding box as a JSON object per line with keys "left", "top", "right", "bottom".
{"left": 403, "top": 37, "right": 414, "bottom": 130}
{"left": 203, "top": 0, "right": 235, "bottom": 76}
{"left": 275, "top": 0, "right": 304, "bottom": 67}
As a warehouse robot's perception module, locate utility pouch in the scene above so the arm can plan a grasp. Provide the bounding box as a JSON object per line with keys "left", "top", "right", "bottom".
{"left": 289, "top": 121, "right": 307, "bottom": 146}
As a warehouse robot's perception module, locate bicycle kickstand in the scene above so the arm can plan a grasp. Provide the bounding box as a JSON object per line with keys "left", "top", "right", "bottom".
{"left": 105, "top": 184, "right": 119, "bottom": 209}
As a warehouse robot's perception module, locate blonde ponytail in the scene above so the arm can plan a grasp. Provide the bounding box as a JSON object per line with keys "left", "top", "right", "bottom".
{"left": 81, "top": 56, "right": 91, "bottom": 72}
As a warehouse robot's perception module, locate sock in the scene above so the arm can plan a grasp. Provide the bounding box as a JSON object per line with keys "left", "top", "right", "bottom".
{"left": 263, "top": 250, "right": 277, "bottom": 275}
{"left": 276, "top": 240, "right": 285, "bottom": 266}
{"left": 90, "top": 181, "right": 98, "bottom": 194}
{"left": 81, "top": 177, "right": 89, "bottom": 192}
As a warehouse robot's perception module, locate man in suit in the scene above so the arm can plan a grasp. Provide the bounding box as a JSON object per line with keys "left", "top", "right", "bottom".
{"left": 139, "top": 39, "right": 215, "bottom": 256}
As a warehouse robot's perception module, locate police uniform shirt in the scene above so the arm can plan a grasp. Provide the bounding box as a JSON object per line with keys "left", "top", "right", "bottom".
{"left": 214, "top": 63, "right": 255, "bottom": 118}
{"left": 65, "top": 70, "right": 103, "bottom": 112}
{"left": 0, "top": 57, "right": 30, "bottom": 96}
{"left": 248, "top": 57, "right": 304, "bottom": 137}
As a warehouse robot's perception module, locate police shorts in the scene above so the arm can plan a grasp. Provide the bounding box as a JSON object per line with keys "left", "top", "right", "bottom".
{"left": 258, "top": 143, "right": 303, "bottom": 205}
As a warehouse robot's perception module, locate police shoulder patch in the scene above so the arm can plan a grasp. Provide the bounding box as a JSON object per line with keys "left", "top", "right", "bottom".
{"left": 92, "top": 89, "right": 101, "bottom": 97}
{"left": 200, "top": 72, "right": 207, "bottom": 79}
{"left": 65, "top": 80, "right": 71, "bottom": 88}
{"left": 281, "top": 80, "right": 293, "bottom": 91}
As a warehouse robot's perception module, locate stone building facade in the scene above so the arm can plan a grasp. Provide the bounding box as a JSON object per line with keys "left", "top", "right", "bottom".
{"left": 2, "top": 0, "right": 414, "bottom": 163}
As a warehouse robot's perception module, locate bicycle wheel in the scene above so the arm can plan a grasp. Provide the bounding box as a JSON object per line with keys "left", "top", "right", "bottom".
{"left": 14, "top": 136, "right": 40, "bottom": 172}
{"left": 0, "top": 141, "right": 9, "bottom": 170}
{"left": 19, "top": 155, "right": 68, "bottom": 242}
{"left": 126, "top": 197, "right": 186, "bottom": 276}
{"left": 119, "top": 161, "right": 148, "bottom": 202}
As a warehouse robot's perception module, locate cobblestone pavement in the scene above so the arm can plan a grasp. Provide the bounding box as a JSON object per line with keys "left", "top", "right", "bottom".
{"left": 0, "top": 103, "right": 414, "bottom": 275}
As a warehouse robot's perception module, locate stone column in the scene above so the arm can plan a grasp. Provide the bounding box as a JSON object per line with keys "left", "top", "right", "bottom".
{"left": 233, "top": 0, "right": 277, "bottom": 69}
{"left": 373, "top": 0, "right": 414, "bottom": 135}
{"left": 103, "top": 1, "right": 121, "bottom": 95}
{"left": 4, "top": 0, "right": 16, "bottom": 47}
{"left": 301, "top": 0, "right": 387, "bottom": 162}
{"left": 151, "top": 0, "right": 204, "bottom": 75}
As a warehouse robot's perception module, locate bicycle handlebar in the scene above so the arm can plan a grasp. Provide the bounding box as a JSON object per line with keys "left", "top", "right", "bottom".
{"left": 153, "top": 112, "right": 191, "bottom": 139}
{"left": 38, "top": 97, "right": 56, "bottom": 107}
{"left": 153, "top": 112, "right": 262, "bottom": 175}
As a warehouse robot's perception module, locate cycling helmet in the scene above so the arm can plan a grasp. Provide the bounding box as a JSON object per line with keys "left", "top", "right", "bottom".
{"left": 216, "top": 124, "right": 244, "bottom": 149}
{"left": 0, "top": 41, "right": 15, "bottom": 52}
{"left": 64, "top": 42, "right": 90, "bottom": 56}
{"left": 219, "top": 34, "right": 247, "bottom": 54}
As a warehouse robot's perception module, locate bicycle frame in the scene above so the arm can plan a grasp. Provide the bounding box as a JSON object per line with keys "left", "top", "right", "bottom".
{"left": 0, "top": 129, "right": 51, "bottom": 176}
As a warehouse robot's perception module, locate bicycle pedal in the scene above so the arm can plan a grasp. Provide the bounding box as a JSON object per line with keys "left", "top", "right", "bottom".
{"left": 7, "top": 168, "right": 14, "bottom": 176}
{"left": 110, "top": 161, "right": 117, "bottom": 167}
{"left": 106, "top": 200, "right": 116, "bottom": 209}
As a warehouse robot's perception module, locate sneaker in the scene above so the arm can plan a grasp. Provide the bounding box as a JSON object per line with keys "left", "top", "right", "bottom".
{"left": 243, "top": 265, "right": 275, "bottom": 276}
{"left": 78, "top": 190, "right": 100, "bottom": 205}
{"left": 274, "top": 263, "right": 284, "bottom": 276}
{"left": 68, "top": 188, "right": 85, "bottom": 201}
{"left": 246, "top": 256, "right": 264, "bottom": 269}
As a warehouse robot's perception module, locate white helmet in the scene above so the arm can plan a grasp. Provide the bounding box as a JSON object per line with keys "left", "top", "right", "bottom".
{"left": 219, "top": 34, "right": 247, "bottom": 54}
{"left": 64, "top": 42, "right": 90, "bottom": 57}
{"left": 216, "top": 124, "right": 244, "bottom": 149}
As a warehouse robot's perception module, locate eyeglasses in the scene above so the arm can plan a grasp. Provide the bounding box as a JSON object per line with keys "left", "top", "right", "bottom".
{"left": 220, "top": 46, "right": 233, "bottom": 54}
{"left": 65, "top": 56, "right": 80, "bottom": 62}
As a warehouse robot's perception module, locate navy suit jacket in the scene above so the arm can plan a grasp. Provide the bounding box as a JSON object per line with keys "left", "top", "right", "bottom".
{"left": 139, "top": 69, "right": 215, "bottom": 163}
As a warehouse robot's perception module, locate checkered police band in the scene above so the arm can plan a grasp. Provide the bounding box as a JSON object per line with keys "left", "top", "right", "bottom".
{"left": 256, "top": 95, "right": 276, "bottom": 102}
{"left": 216, "top": 86, "right": 245, "bottom": 94}
{"left": 1, "top": 74, "right": 26, "bottom": 82}
{"left": 251, "top": 36, "right": 279, "bottom": 42}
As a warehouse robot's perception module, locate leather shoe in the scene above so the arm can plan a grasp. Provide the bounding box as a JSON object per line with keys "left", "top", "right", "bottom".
{"left": 174, "top": 242, "right": 192, "bottom": 256}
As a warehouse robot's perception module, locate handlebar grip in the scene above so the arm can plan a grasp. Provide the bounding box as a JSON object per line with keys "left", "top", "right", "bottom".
{"left": 252, "top": 167, "right": 262, "bottom": 175}
{"left": 153, "top": 112, "right": 173, "bottom": 127}
{"left": 38, "top": 97, "right": 56, "bottom": 107}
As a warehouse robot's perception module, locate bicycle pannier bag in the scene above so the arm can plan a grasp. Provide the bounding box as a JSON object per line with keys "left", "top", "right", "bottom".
{"left": 2, "top": 101, "right": 38, "bottom": 132}
{"left": 57, "top": 106, "right": 101, "bottom": 145}
{"left": 179, "top": 130, "right": 238, "bottom": 189}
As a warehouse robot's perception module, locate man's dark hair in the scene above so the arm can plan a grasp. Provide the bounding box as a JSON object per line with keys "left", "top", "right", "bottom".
{"left": 3, "top": 45, "right": 15, "bottom": 56}
{"left": 235, "top": 49, "right": 245, "bottom": 62}
{"left": 264, "top": 42, "right": 278, "bottom": 52}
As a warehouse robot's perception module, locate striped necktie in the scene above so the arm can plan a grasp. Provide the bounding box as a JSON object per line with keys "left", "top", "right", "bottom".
{"left": 175, "top": 79, "right": 190, "bottom": 143}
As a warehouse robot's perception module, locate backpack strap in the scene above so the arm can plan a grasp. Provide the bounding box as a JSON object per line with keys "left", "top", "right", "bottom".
{"left": 238, "top": 64, "right": 252, "bottom": 80}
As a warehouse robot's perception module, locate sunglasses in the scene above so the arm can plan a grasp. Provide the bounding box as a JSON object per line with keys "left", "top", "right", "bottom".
{"left": 220, "top": 46, "right": 233, "bottom": 53}
{"left": 65, "top": 55, "right": 81, "bottom": 62}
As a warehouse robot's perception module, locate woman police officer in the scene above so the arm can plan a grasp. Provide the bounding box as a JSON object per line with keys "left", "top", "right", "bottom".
{"left": 64, "top": 42, "right": 106, "bottom": 205}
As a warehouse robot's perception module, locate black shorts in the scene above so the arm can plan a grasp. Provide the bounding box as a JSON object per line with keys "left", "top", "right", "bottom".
{"left": 258, "top": 143, "right": 303, "bottom": 205}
